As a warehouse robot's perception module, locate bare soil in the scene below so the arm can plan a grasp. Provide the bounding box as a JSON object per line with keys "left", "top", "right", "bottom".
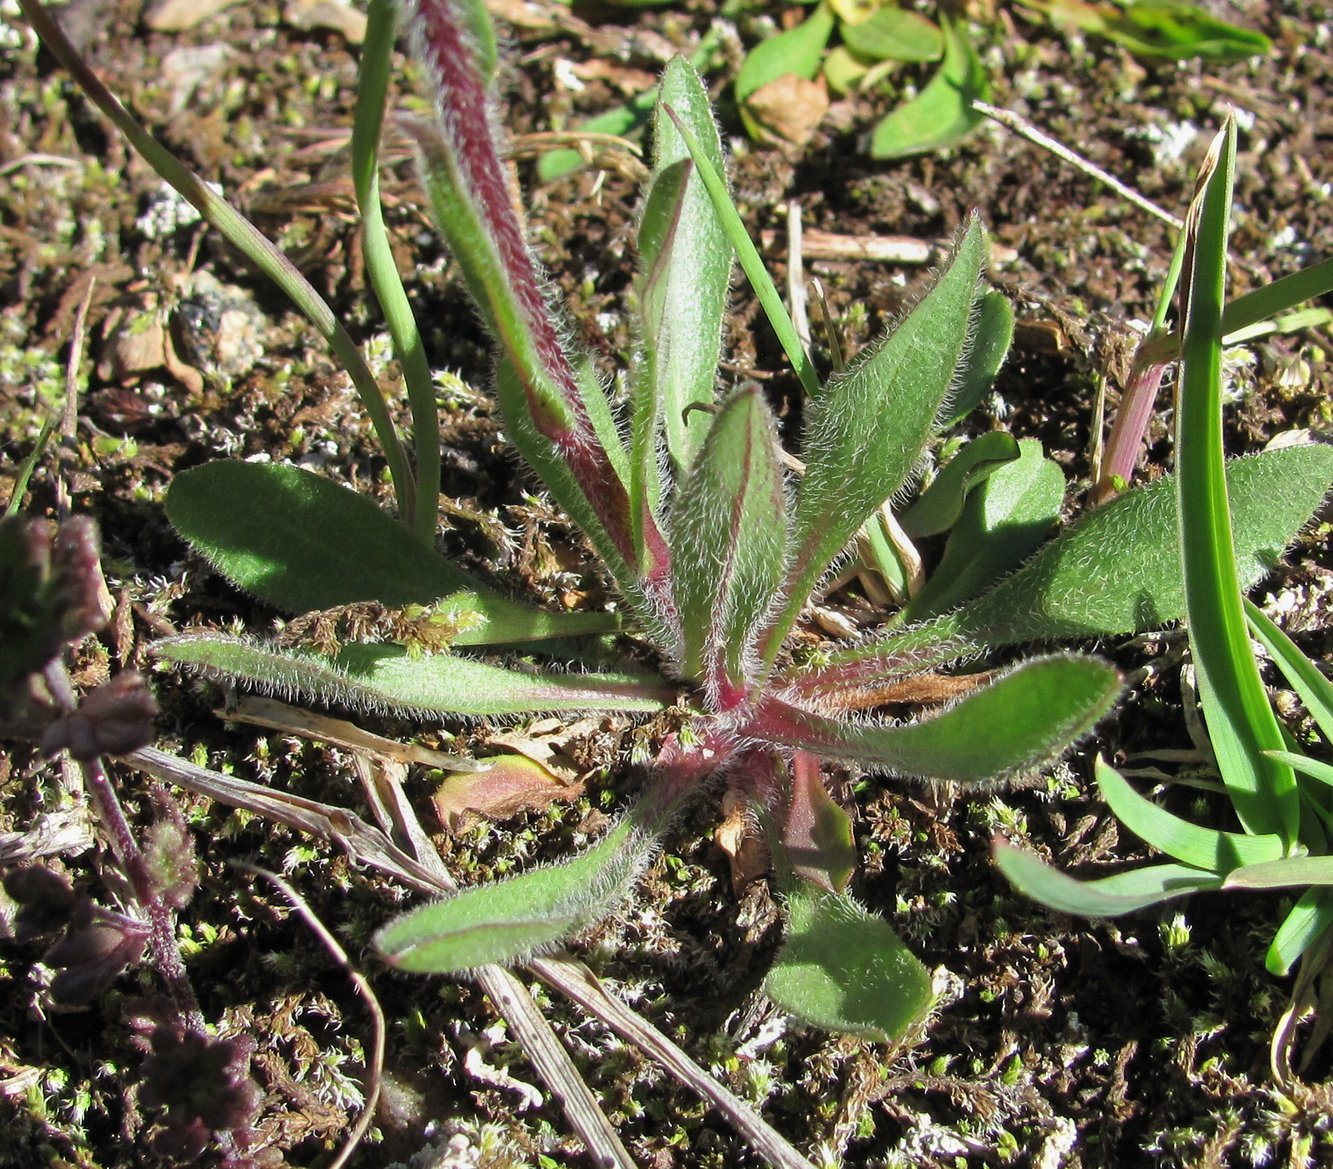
{"left": 2, "top": 1, "right": 1332, "bottom": 1166}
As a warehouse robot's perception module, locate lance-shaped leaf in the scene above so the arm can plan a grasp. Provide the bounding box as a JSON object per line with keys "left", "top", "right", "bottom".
{"left": 670, "top": 387, "right": 789, "bottom": 705}
{"left": 756, "top": 655, "right": 1120, "bottom": 784}
{"left": 994, "top": 841, "right": 1222, "bottom": 916}
{"left": 1246, "top": 599, "right": 1333, "bottom": 747}
{"left": 1177, "top": 116, "right": 1296, "bottom": 843}
{"left": 939, "top": 288, "right": 1014, "bottom": 428}
{"left": 1267, "top": 889, "right": 1333, "bottom": 976}
{"left": 1094, "top": 757, "right": 1285, "bottom": 872}
{"left": 902, "top": 439, "right": 1065, "bottom": 621}
{"left": 764, "top": 216, "right": 986, "bottom": 657}
{"left": 377, "top": 810, "right": 657, "bottom": 973}
{"left": 634, "top": 58, "right": 733, "bottom": 480}
{"left": 165, "top": 461, "right": 617, "bottom": 645}
{"left": 762, "top": 883, "right": 932, "bottom": 1041}
{"left": 790, "top": 443, "right": 1333, "bottom": 696}
{"left": 154, "top": 635, "right": 673, "bottom": 718}
{"left": 405, "top": 0, "right": 671, "bottom": 614}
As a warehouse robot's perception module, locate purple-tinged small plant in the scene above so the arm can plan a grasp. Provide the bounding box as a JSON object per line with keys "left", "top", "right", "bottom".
{"left": 145, "top": 0, "right": 1333, "bottom": 1043}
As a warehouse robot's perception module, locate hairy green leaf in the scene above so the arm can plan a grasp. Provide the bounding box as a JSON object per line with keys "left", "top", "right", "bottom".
{"left": 759, "top": 655, "right": 1120, "bottom": 783}
{"left": 766, "top": 215, "right": 986, "bottom": 657}
{"left": 636, "top": 58, "right": 733, "bottom": 479}
{"left": 899, "top": 431, "right": 1021, "bottom": 538}
{"left": 670, "top": 388, "right": 789, "bottom": 700}
{"left": 155, "top": 635, "right": 672, "bottom": 717}
{"left": 377, "top": 814, "right": 653, "bottom": 972}
{"left": 763, "top": 884, "right": 932, "bottom": 1041}
{"left": 939, "top": 288, "right": 1013, "bottom": 428}
{"left": 803, "top": 444, "right": 1333, "bottom": 691}
{"left": 165, "top": 462, "right": 616, "bottom": 645}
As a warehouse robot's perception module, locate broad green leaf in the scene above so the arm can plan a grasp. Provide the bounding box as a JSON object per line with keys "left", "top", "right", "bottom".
{"left": 736, "top": 2, "right": 836, "bottom": 139}
{"left": 757, "top": 654, "right": 1120, "bottom": 783}
{"left": 902, "top": 439, "right": 1064, "bottom": 621}
{"left": 800, "top": 444, "right": 1333, "bottom": 692}
{"left": 165, "top": 462, "right": 617, "bottom": 645}
{"left": 899, "top": 431, "right": 1020, "bottom": 538}
{"left": 1095, "top": 757, "right": 1285, "bottom": 872}
{"left": 377, "top": 815, "right": 652, "bottom": 972}
{"left": 763, "top": 884, "right": 932, "bottom": 1041}
{"left": 1246, "top": 600, "right": 1333, "bottom": 747}
{"left": 154, "top": 635, "right": 672, "bottom": 717}
{"left": 1028, "top": 0, "right": 1271, "bottom": 62}
{"left": 670, "top": 388, "right": 789, "bottom": 698}
{"left": 939, "top": 288, "right": 1014, "bottom": 428}
{"left": 869, "top": 15, "right": 988, "bottom": 160}
{"left": 765, "top": 216, "right": 985, "bottom": 658}
{"left": 1267, "top": 888, "right": 1333, "bottom": 976}
{"left": 1177, "top": 117, "right": 1296, "bottom": 843}
{"left": 994, "top": 841, "right": 1222, "bottom": 915}
{"left": 840, "top": 5, "right": 943, "bottom": 62}
{"left": 636, "top": 57, "right": 734, "bottom": 479}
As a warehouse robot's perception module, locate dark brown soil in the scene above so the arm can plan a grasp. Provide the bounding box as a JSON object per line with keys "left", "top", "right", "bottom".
{"left": 2, "top": 1, "right": 1332, "bottom": 1166}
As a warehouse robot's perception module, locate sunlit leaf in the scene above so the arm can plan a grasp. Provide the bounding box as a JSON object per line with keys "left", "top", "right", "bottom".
{"left": 840, "top": 4, "right": 942, "bottom": 63}
{"left": 994, "top": 840, "right": 1222, "bottom": 915}
{"left": 155, "top": 635, "right": 673, "bottom": 717}
{"left": 899, "top": 431, "right": 1021, "bottom": 538}
{"left": 1267, "top": 888, "right": 1333, "bottom": 976}
{"left": 869, "top": 14, "right": 988, "bottom": 160}
{"left": 166, "top": 462, "right": 617, "bottom": 645}
{"left": 736, "top": 2, "right": 836, "bottom": 140}
{"left": 1095, "top": 757, "right": 1285, "bottom": 872}
{"left": 757, "top": 654, "right": 1120, "bottom": 783}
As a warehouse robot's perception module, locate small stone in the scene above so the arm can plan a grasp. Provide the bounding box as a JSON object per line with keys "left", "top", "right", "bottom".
{"left": 283, "top": 0, "right": 367, "bottom": 44}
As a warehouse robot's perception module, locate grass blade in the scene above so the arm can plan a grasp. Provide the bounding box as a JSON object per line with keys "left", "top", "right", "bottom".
{"left": 1176, "top": 116, "right": 1298, "bottom": 843}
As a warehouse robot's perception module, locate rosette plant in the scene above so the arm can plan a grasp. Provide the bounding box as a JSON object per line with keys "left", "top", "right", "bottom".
{"left": 129, "top": 0, "right": 1333, "bottom": 1042}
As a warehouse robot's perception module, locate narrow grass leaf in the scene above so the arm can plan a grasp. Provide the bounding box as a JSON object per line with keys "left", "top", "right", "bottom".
{"left": 763, "top": 884, "right": 932, "bottom": 1041}
{"left": 1267, "top": 888, "right": 1333, "bottom": 976}
{"left": 1224, "top": 857, "right": 1333, "bottom": 890}
{"left": 664, "top": 108, "right": 819, "bottom": 399}
{"left": 994, "top": 841, "right": 1222, "bottom": 915}
{"left": 766, "top": 216, "right": 985, "bottom": 657}
{"left": 1177, "top": 117, "right": 1297, "bottom": 842}
{"left": 165, "top": 462, "right": 617, "bottom": 644}
{"left": 1268, "top": 751, "right": 1333, "bottom": 791}
{"left": 1246, "top": 599, "right": 1333, "bottom": 745}
{"left": 155, "top": 636, "right": 672, "bottom": 717}
{"left": 758, "top": 654, "right": 1120, "bottom": 783}
{"left": 1095, "top": 757, "right": 1285, "bottom": 871}
{"left": 669, "top": 388, "right": 789, "bottom": 701}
